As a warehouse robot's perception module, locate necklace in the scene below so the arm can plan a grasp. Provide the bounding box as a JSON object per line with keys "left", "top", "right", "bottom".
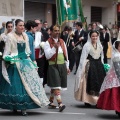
{"left": 15, "top": 31, "right": 22, "bottom": 36}
{"left": 92, "top": 43, "right": 97, "bottom": 50}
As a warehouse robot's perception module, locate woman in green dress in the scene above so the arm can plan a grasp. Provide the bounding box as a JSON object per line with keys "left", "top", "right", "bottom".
{"left": 0, "top": 19, "right": 49, "bottom": 116}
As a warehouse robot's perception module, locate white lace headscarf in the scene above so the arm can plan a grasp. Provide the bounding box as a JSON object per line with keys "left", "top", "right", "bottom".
{"left": 110, "top": 39, "right": 120, "bottom": 66}
{"left": 100, "top": 39, "right": 120, "bottom": 93}
{"left": 74, "top": 30, "right": 103, "bottom": 92}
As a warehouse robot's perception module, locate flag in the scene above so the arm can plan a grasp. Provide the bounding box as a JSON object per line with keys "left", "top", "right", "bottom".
{"left": 78, "top": 0, "right": 85, "bottom": 23}
{"left": 56, "top": 0, "right": 78, "bottom": 26}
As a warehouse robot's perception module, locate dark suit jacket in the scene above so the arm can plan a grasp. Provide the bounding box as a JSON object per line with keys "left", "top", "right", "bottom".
{"left": 74, "top": 29, "right": 88, "bottom": 46}
{"left": 0, "top": 41, "right": 5, "bottom": 53}
{"left": 100, "top": 32, "right": 109, "bottom": 48}
{"left": 60, "top": 31, "right": 69, "bottom": 43}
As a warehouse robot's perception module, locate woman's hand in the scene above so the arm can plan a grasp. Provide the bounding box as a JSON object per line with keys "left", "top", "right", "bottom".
{"left": 67, "top": 68, "right": 70, "bottom": 75}
{"left": 33, "top": 60, "right": 38, "bottom": 71}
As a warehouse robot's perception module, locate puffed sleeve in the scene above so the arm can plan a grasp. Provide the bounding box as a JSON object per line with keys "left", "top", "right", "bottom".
{"left": 44, "top": 41, "right": 56, "bottom": 59}
{"left": 3, "top": 34, "right": 12, "bottom": 59}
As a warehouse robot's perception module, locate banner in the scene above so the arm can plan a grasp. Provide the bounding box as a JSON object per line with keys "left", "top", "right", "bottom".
{"left": 56, "top": 0, "right": 78, "bottom": 26}
{"left": 78, "top": 0, "right": 85, "bottom": 23}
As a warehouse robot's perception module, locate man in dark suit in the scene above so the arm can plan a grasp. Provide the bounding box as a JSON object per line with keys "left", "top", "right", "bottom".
{"left": 100, "top": 26, "right": 109, "bottom": 63}
{"left": 73, "top": 22, "right": 88, "bottom": 74}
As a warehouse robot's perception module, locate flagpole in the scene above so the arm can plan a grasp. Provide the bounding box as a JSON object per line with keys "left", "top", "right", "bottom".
{"left": 56, "top": 0, "right": 59, "bottom": 25}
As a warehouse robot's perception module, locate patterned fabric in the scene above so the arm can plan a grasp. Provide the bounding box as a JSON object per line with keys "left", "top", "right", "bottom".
{"left": 0, "top": 42, "right": 49, "bottom": 110}
{"left": 0, "top": 64, "right": 39, "bottom": 110}
{"left": 113, "top": 61, "right": 120, "bottom": 80}
{"left": 97, "top": 87, "right": 120, "bottom": 112}
{"left": 86, "top": 55, "right": 106, "bottom": 96}
{"left": 100, "top": 66, "right": 120, "bottom": 93}
{"left": 74, "top": 60, "right": 99, "bottom": 104}
{"left": 75, "top": 40, "right": 103, "bottom": 92}
{"left": 97, "top": 40, "right": 120, "bottom": 111}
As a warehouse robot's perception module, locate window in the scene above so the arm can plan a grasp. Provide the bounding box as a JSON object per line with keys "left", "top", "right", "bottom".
{"left": 91, "top": 6, "right": 102, "bottom": 23}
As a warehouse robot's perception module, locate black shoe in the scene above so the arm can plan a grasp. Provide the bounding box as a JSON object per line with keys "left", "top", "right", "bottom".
{"left": 74, "top": 71, "right": 77, "bottom": 75}
{"left": 115, "top": 111, "right": 120, "bottom": 118}
{"left": 84, "top": 103, "right": 91, "bottom": 107}
{"left": 12, "top": 110, "right": 18, "bottom": 113}
{"left": 59, "top": 104, "right": 66, "bottom": 112}
{"left": 48, "top": 103, "right": 57, "bottom": 109}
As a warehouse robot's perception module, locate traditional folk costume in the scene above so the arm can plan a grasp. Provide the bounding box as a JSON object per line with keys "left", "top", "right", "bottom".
{"left": 44, "top": 37, "right": 69, "bottom": 110}
{"left": 0, "top": 32, "right": 49, "bottom": 111}
{"left": 97, "top": 40, "right": 120, "bottom": 117}
{"left": 74, "top": 34, "right": 106, "bottom": 105}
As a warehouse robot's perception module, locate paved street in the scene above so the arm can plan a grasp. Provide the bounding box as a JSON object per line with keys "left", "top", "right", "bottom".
{"left": 0, "top": 65, "right": 119, "bottom": 120}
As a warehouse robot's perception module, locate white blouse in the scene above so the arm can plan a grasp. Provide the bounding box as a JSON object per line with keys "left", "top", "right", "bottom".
{"left": 44, "top": 38, "right": 69, "bottom": 69}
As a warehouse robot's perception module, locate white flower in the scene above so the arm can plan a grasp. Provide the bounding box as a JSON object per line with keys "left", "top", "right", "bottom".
{"left": 0, "top": 52, "right": 2, "bottom": 56}
{"left": 40, "top": 42, "right": 45, "bottom": 49}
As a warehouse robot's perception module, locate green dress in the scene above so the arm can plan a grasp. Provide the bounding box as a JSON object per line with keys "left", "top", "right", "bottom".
{"left": 0, "top": 43, "right": 49, "bottom": 110}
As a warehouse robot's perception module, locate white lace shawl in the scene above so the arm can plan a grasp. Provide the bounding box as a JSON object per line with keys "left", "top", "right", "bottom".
{"left": 2, "top": 32, "right": 30, "bottom": 84}
{"left": 74, "top": 35, "right": 103, "bottom": 92}
{"left": 100, "top": 40, "right": 120, "bottom": 93}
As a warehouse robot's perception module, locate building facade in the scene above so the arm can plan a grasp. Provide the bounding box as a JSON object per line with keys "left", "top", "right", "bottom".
{"left": 0, "top": 0, "right": 118, "bottom": 28}
{"left": 0, "top": 0, "right": 24, "bottom": 26}
{"left": 24, "top": 0, "right": 117, "bottom": 28}
{"left": 24, "top": 0, "right": 56, "bottom": 26}
{"left": 82, "top": 0, "right": 117, "bottom": 28}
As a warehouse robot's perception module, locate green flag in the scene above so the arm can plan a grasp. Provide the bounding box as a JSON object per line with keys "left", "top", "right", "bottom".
{"left": 56, "top": 0, "right": 78, "bottom": 26}
{"left": 78, "top": 0, "right": 85, "bottom": 23}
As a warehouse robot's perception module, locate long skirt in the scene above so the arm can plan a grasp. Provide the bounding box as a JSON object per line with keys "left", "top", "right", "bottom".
{"left": 97, "top": 66, "right": 120, "bottom": 112}
{"left": 0, "top": 60, "right": 49, "bottom": 110}
{"left": 75, "top": 61, "right": 98, "bottom": 105}
{"left": 75, "top": 59, "right": 106, "bottom": 105}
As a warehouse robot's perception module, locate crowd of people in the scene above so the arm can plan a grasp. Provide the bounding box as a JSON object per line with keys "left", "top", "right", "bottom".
{"left": 0, "top": 19, "right": 120, "bottom": 118}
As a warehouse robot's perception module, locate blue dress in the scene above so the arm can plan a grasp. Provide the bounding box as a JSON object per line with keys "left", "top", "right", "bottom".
{"left": 0, "top": 42, "right": 49, "bottom": 110}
